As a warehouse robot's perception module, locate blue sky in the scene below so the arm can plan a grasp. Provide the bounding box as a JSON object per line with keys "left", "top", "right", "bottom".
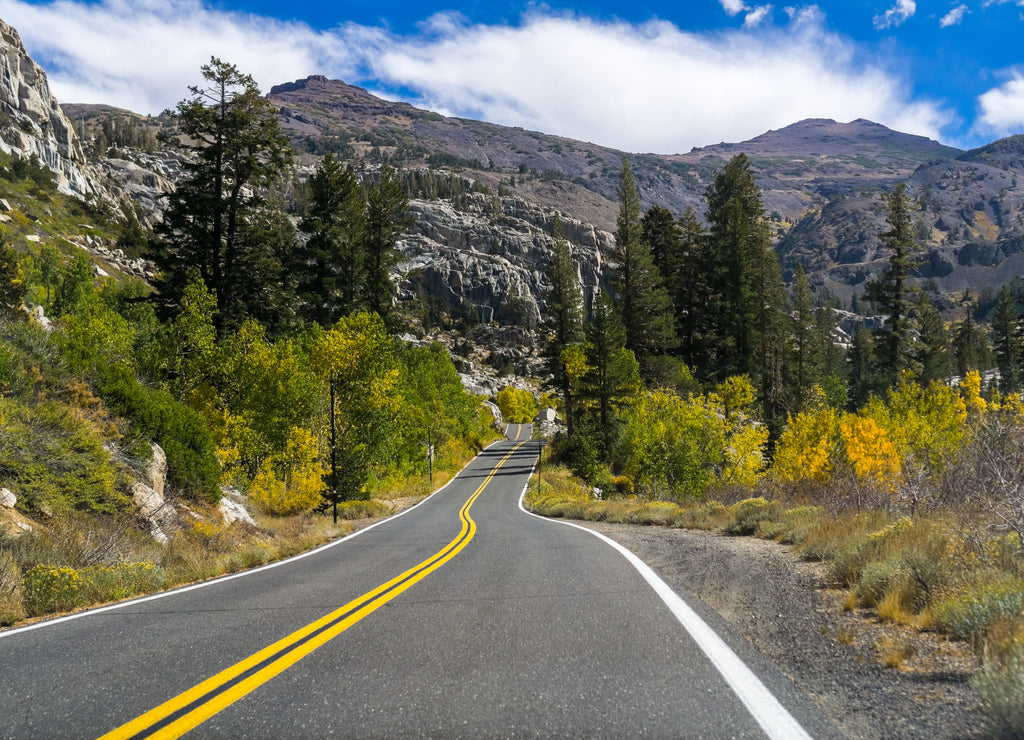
{"left": 1, "top": 0, "right": 1022, "bottom": 153}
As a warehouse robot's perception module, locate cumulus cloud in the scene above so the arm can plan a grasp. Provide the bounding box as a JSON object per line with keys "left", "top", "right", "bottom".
{"left": 719, "top": 0, "right": 773, "bottom": 27}
{"left": 976, "top": 71, "right": 1024, "bottom": 137}
{"left": 720, "top": 0, "right": 748, "bottom": 16}
{"left": 874, "top": 0, "right": 916, "bottom": 29}
{"left": 352, "top": 11, "right": 950, "bottom": 152}
{"left": 0, "top": 0, "right": 353, "bottom": 112}
{"left": 940, "top": 4, "right": 969, "bottom": 26}
{"left": 0, "top": 0, "right": 952, "bottom": 153}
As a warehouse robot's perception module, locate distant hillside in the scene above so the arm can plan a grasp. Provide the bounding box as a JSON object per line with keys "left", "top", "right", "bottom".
{"left": 267, "top": 76, "right": 963, "bottom": 234}
{"left": 52, "top": 71, "right": 1024, "bottom": 308}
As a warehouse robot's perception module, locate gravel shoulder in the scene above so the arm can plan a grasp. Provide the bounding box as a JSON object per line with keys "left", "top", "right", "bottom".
{"left": 578, "top": 521, "right": 982, "bottom": 740}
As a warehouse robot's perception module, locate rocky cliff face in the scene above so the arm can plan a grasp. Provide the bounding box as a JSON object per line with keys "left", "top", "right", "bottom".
{"left": 779, "top": 135, "right": 1024, "bottom": 300}
{"left": 395, "top": 191, "right": 610, "bottom": 325}
{"left": 0, "top": 20, "right": 92, "bottom": 197}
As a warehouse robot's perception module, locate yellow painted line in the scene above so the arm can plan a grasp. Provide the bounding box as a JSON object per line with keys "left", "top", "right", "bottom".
{"left": 100, "top": 442, "right": 525, "bottom": 740}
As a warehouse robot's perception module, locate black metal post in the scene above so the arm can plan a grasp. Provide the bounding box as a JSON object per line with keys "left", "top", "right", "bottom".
{"left": 330, "top": 373, "right": 338, "bottom": 525}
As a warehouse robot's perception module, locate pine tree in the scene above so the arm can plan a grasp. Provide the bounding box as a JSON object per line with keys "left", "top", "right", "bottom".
{"left": 848, "top": 323, "right": 882, "bottom": 407}
{"left": 865, "top": 183, "right": 921, "bottom": 387}
{"left": 609, "top": 158, "right": 676, "bottom": 377}
{"left": 952, "top": 308, "right": 991, "bottom": 378}
{"left": 362, "top": 164, "right": 413, "bottom": 323}
{"left": 673, "top": 206, "right": 708, "bottom": 369}
{"left": 703, "top": 154, "right": 788, "bottom": 419}
{"left": 914, "top": 292, "right": 949, "bottom": 385}
{"left": 296, "top": 154, "right": 365, "bottom": 326}
{"left": 991, "top": 285, "right": 1022, "bottom": 393}
{"left": 153, "top": 58, "right": 292, "bottom": 336}
{"left": 789, "top": 265, "right": 819, "bottom": 410}
{"left": 542, "top": 218, "right": 584, "bottom": 435}
{"left": 582, "top": 291, "right": 641, "bottom": 459}
{"left": 640, "top": 204, "right": 680, "bottom": 282}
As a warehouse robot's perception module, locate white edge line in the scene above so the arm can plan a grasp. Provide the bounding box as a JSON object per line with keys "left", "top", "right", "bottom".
{"left": 517, "top": 456, "right": 812, "bottom": 740}
{"left": 0, "top": 439, "right": 506, "bottom": 640}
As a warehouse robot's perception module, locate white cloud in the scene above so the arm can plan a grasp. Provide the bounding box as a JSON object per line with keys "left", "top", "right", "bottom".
{"left": 719, "top": 0, "right": 773, "bottom": 26}
{"left": 720, "top": 0, "right": 748, "bottom": 16}
{"left": 874, "top": 0, "right": 917, "bottom": 29}
{"left": 0, "top": 0, "right": 353, "bottom": 112}
{"left": 0, "top": 0, "right": 952, "bottom": 153}
{"left": 352, "top": 11, "right": 950, "bottom": 152}
{"left": 744, "top": 5, "right": 774, "bottom": 27}
{"left": 976, "top": 71, "right": 1024, "bottom": 137}
{"left": 940, "top": 4, "right": 969, "bottom": 26}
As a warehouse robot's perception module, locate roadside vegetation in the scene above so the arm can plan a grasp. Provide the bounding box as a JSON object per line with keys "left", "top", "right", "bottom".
{"left": 530, "top": 371, "right": 1024, "bottom": 736}
{"left": 530, "top": 148, "right": 1024, "bottom": 736}
{"left": 0, "top": 60, "right": 498, "bottom": 629}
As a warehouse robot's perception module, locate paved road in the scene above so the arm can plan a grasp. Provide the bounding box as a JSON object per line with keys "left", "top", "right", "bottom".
{"left": 0, "top": 425, "right": 840, "bottom": 738}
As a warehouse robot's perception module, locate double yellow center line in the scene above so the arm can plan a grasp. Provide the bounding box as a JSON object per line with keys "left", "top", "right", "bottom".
{"left": 101, "top": 442, "right": 525, "bottom": 740}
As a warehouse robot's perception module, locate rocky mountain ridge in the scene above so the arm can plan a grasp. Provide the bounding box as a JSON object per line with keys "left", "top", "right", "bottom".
{"left": 3, "top": 15, "right": 1024, "bottom": 318}
{"left": 0, "top": 19, "right": 92, "bottom": 197}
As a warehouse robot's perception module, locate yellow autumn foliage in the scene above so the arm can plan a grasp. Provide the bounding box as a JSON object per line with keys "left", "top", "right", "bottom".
{"left": 247, "top": 426, "right": 326, "bottom": 516}
{"left": 771, "top": 406, "right": 840, "bottom": 483}
{"left": 839, "top": 415, "right": 900, "bottom": 490}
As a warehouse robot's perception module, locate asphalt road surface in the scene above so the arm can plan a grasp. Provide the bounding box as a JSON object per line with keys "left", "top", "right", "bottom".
{"left": 0, "top": 423, "right": 840, "bottom": 739}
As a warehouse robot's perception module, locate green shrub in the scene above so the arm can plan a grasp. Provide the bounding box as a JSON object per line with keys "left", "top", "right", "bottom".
{"left": 627, "top": 501, "right": 679, "bottom": 526}
{"left": 0, "top": 397, "right": 125, "bottom": 514}
{"left": 757, "top": 505, "right": 823, "bottom": 544}
{"left": 857, "top": 559, "right": 906, "bottom": 608}
{"left": 723, "top": 497, "right": 780, "bottom": 536}
{"left": 333, "top": 500, "right": 393, "bottom": 520}
{"left": 973, "top": 644, "right": 1024, "bottom": 739}
{"left": 21, "top": 565, "right": 83, "bottom": 615}
{"left": 932, "top": 577, "right": 1024, "bottom": 642}
{"left": 676, "top": 500, "right": 730, "bottom": 530}
{"left": 96, "top": 365, "right": 220, "bottom": 501}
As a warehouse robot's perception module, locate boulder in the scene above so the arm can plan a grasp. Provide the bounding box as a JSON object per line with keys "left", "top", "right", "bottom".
{"left": 219, "top": 490, "right": 256, "bottom": 527}
{"left": 131, "top": 443, "right": 172, "bottom": 544}
{"left": 0, "top": 487, "right": 15, "bottom": 508}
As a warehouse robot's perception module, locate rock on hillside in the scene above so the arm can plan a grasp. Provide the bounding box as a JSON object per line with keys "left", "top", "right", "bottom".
{"left": 0, "top": 19, "right": 92, "bottom": 196}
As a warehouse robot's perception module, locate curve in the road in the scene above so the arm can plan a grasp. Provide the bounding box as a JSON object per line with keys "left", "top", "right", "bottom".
{"left": 517, "top": 480, "right": 812, "bottom": 740}
{"left": 99, "top": 442, "right": 525, "bottom": 740}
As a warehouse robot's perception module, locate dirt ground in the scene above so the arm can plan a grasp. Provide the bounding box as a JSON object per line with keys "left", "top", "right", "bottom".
{"left": 579, "top": 522, "right": 983, "bottom": 740}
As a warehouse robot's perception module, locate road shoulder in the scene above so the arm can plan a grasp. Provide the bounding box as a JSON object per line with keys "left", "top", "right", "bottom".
{"left": 577, "top": 522, "right": 982, "bottom": 740}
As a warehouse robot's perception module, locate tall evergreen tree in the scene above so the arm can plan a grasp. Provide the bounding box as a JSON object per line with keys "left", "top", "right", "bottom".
{"left": 362, "top": 164, "right": 413, "bottom": 323}
{"left": 914, "top": 292, "right": 949, "bottom": 385}
{"left": 609, "top": 158, "right": 676, "bottom": 377}
{"left": 296, "top": 154, "right": 365, "bottom": 326}
{"left": 952, "top": 308, "right": 991, "bottom": 378}
{"left": 991, "top": 285, "right": 1022, "bottom": 393}
{"left": 640, "top": 204, "right": 680, "bottom": 282}
{"left": 789, "top": 265, "right": 820, "bottom": 410}
{"left": 864, "top": 183, "right": 921, "bottom": 386}
{"left": 673, "top": 206, "right": 708, "bottom": 369}
{"left": 582, "top": 291, "right": 641, "bottom": 459}
{"left": 703, "top": 154, "right": 788, "bottom": 418}
{"left": 154, "top": 58, "right": 292, "bottom": 335}
{"left": 542, "top": 218, "right": 584, "bottom": 435}
{"left": 848, "top": 323, "right": 882, "bottom": 407}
